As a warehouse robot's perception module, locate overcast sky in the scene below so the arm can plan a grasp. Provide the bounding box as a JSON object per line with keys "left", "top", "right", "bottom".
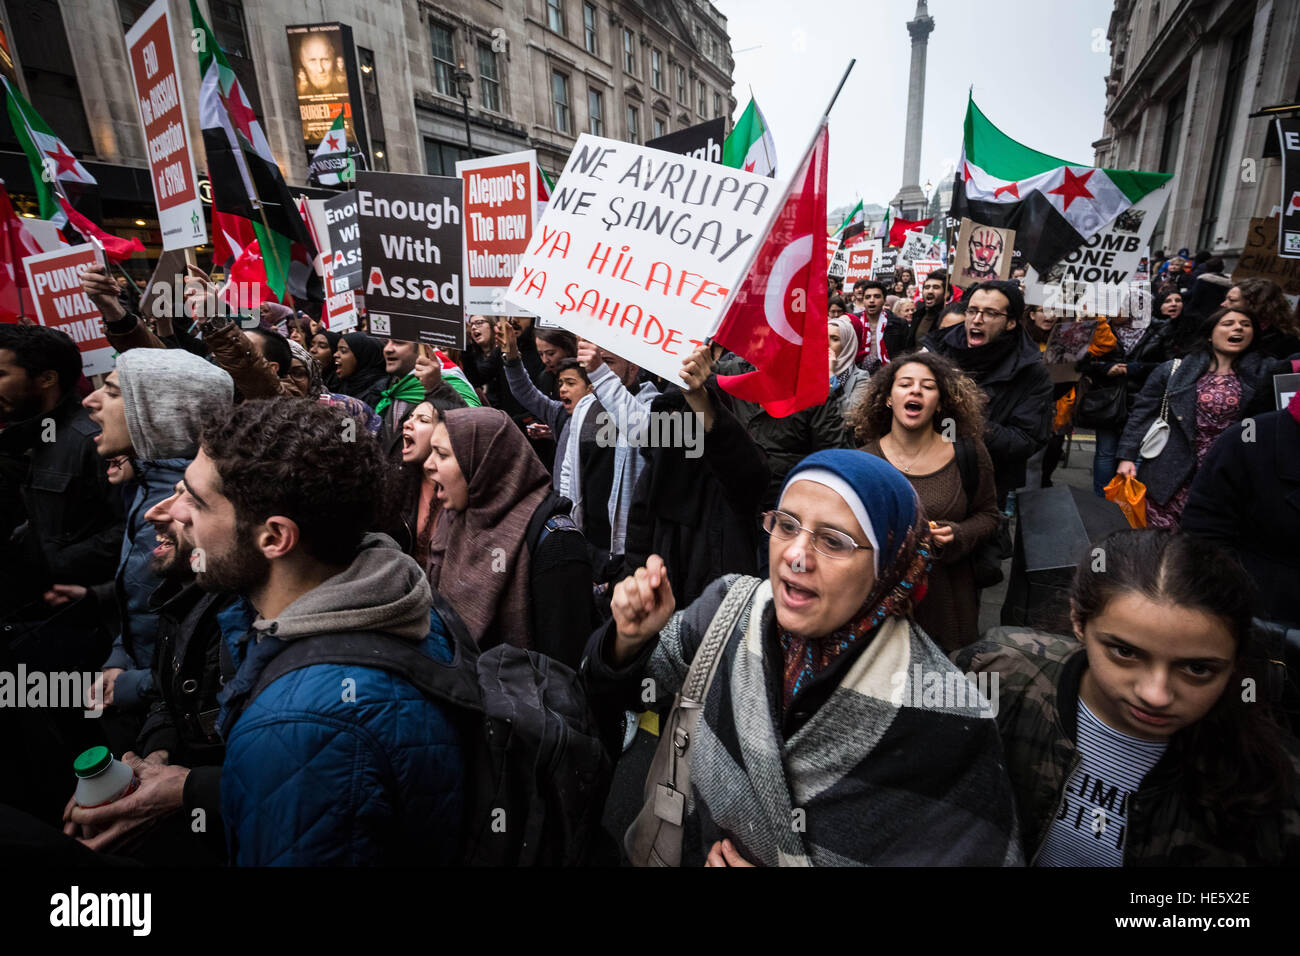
{"left": 714, "top": 0, "right": 1116, "bottom": 216}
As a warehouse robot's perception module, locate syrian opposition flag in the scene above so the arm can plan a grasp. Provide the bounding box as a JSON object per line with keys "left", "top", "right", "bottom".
{"left": 722, "top": 96, "right": 777, "bottom": 177}
{"left": 950, "top": 95, "right": 1171, "bottom": 273}
{"left": 3, "top": 77, "right": 143, "bottom": 259}
{"left": 714, "top": 123, "right": 829, "bottom": 418}
{"left": 875, "top": 205, "right": 893, "bottom": 241}
{"left": 434, "top": 350, "right": 482, "bottom": 408}
{"left": 834, "top": 199, "right": 865, "bottom": 239}
{"left": 309, "top": 114, "right": 350, "bottom": 186}
{"left": 191, "top": 0, "right": 317, "bottom": 303}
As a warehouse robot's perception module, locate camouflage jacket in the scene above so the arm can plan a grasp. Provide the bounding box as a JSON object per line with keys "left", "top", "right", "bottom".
{"left": 955, "top": 627, "right": 1300, "bottom": 866}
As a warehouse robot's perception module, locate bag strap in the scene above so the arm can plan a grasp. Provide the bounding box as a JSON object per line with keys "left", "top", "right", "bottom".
{"left": 243, "top": 627, "right": 483, "bottom": 721}
{"left": 679, "top": 575, "right": 763, "bottom": 706}
{"left": 953, "top": 438, "right": 979, "bottom": 503}
{"left": 1158, "top": 358, "right": 1182, "bottom": 422}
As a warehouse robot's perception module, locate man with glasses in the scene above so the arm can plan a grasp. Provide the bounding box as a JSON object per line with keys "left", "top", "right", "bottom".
{"left": 931, "top": 280, "right": 1052, "bottom": 507}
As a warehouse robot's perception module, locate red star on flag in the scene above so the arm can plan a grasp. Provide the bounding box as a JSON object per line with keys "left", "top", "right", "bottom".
{"left": 324, "top": 133, "right": 340, "bottom": 151}
{"left": 962, "top": 162, "right": 973, "bottom": 183}
{"left": 1049, "top": 167, "right": 1096, "bottom": 211}
{"left": 44, "top": 143, "right": 80, "bottom": 177}
{"left": 993, "top": 181, "right": 1020, "bottom": 200}
{"left": 224, "top": 83, "right": 257, "bottom": 140}
{"left": 744, "top": 160, "right": 756, "bottom": 172}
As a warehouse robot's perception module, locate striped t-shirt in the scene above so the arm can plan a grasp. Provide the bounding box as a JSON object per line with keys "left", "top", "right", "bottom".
{"left": 1035, "top": 699, "right": 1167, "bottom": 867}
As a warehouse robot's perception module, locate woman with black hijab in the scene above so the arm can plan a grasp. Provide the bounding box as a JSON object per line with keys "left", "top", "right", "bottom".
{"left": 333, "top": 332, "right": 388, "bottom": 410}
{"left": 309, "top": 329, "right": 342, "bottom": 392}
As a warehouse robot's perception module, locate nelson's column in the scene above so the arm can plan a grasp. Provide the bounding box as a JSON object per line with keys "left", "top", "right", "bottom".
{"left": 892, "top": 1, "right": 936, "bottom": 219}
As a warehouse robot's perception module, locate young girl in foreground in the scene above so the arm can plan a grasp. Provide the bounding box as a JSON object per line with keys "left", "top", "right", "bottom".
{"left": 956, "top": 529, "right": 1300, "bottom": 865}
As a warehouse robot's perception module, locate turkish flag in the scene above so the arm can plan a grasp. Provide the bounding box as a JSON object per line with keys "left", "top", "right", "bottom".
{"left": 714, "top": 123, "right": 829, "bottom": 418}
{"left": 0, "top": 182, "right": 42, "bottom": 322}
{"left": 889, "top": 215, "right": 933, "bottom": 248}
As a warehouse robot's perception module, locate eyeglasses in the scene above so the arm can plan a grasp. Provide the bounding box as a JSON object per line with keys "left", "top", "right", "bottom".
{"left": 468, "top": 319, "right": 490, "bottom": 328}
{"left": 761, "top": 510, "right": 871, "bottom": 559}
{"left": 964, "top": 307, "right": 1008, "bottom": 321}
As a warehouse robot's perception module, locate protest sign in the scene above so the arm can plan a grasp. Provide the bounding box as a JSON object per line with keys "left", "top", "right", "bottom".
{"left": 1234, "top": 216, "right": 1300, "bottom": 295}
{"left": 125, "top": 0, "right": 206, "bottom": 250}
{"left": 825, "top": 235, "right": 839, "bottom": 269}
{"left": 23, "top": 245, "right": 113, "bottom": 375}
{"left": 1277, "top": 117, "right": 1300, "bottom": 258}
{"left": 324, "top": 191, "right": 363, "bottom": 292}
{"left": 502, "top": 134, "right": 776, "bottom": 382}
{"left": 1276, "top": 373, "right": 1300, "bottom": 411}
{"left": 457, "top": 150, "right": 538, "bottom": 316}
{"left": 138, "top": 249, "right": 188, "bottom": 322}
{"left": 874, "top": 247, "right": 898, "bottom": 285}
{"left": 898, "top": 230, "right": 931, "bottom": 264}
{"left": 355, "top": 171, "right": 464, "bottom": 348}
{"left": 911, "top": 258, "right": 943, "bottom": 290}
{"left": 843, "top": 239, "right": 881, "bottom": 285}
{"left": 954, "top": 218, "right": 1014, "bottom": 284}
{"left": 1025, "top": 186, "right": 1168, "bottom": 320}
{"left": 646, "top": 118, "right": 726, "bottom": 164}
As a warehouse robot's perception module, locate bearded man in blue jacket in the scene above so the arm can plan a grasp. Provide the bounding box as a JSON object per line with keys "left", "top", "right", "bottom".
{"left": 175, "top": 399, "right": 465, "bottom": 865}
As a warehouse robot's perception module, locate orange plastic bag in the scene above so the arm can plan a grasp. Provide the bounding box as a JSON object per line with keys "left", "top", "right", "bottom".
{"left": 1053, "top": 386, "right": 1076, "bottom": 432}
{"left": 1104, "top": 474, "right": 1147, "bottom": 528}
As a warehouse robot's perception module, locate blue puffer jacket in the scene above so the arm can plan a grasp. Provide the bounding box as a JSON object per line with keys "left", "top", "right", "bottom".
{"left": 102, "top": 457, "right": 189, "bottom": 710}
{"left": 217, "top": 536, "right": 466, "bottom": 866}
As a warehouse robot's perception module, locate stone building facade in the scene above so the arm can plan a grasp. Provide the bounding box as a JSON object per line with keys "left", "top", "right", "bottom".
{"left": 1092, "top": 0, "right": 1300, "bottom": 262}
{"left": 0, "top": 0, "right": 734, "bottom": 251}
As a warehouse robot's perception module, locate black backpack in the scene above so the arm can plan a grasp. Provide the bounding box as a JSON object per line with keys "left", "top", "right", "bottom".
{"left": 234, "top": 591, "right": 613, "bottom": 866}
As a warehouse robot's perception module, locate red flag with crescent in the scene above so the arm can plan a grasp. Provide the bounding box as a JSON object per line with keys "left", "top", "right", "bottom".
{"left": 714, "top": 123, "right": 829, "bottom": 417}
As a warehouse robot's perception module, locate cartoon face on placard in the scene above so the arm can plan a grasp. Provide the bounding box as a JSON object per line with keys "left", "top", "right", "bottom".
{"left": 956, "top": 218, "right": 1015, "bottom": 283}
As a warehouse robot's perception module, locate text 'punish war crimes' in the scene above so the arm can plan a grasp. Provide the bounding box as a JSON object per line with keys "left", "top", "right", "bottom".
{"left": 510, "top": 143, "right": 774, "bottom": 357}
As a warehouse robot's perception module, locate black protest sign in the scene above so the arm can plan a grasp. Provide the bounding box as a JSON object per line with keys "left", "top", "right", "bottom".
{"left": 356, "top": 171, "right": 464, "bottom": 348}
{"left": 1277, "top": 117, "right": 1300, "bottom": 259}
{"left": 323, "top": 191, "right": 362, "bottom": 292}
{"left": 875, "top": 248, "right": 898, "bottom": 285}
{"left": 646, "top": 118, "right": 726, "bottom": 164}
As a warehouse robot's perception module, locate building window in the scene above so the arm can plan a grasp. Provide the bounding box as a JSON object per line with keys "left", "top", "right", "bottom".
{"left": 626, "top": 105, "right": 640, "bottom": 144}
{"left": 358, "top": 46, "right": 387, "bottom": 171}
{"left": 425, "top": 138, "right": 470, "bottom": 176}
{"left": 651, "top": 49, "right": 663, "bottom": 91}
{"left": 1157, "top": 87, "right": 1185, "bottom": 174}
{"left": 623, "top": 28, "right": 637, "bottom": 74}
{"left": 588, "top": 88, "right": 604, "bottom": 135}
{"left": 547, "top": 0, "right": 565, "bottom": 36}
{"left": 552, "top": 71, "right": 571, "bottom": 133}
{"left": 208, "top": 0, "right": 264, "bottom": 117}
{"left": 713, "top": 92, "right": 721, "bottom": 118}
{"left": 698, "top": 80, "right": 707, "bottom": 116}
{"left": 5, "top": 0, "right": 94, "bottom": 154}
{"left": 653, "top": 117, "right": 665, "bottom": 139}
{"left": 583, "top": 3, "right": 598, "bottom": 54}
{"left": 1196, "top": 28, "right": 1250, "bottom": 250}
{"left": 430, "top": 22, "right": 456, "bottom": 97}
{"left": 477, "top": 41, "right": 500, "bottom": 112}
{"left": 676, "top": 64, "right": 686, "bottom": 104}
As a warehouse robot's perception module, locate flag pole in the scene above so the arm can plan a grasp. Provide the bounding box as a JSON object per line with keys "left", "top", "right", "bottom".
{"left": 706, "top": 60, "right": 856, "bottom": 345}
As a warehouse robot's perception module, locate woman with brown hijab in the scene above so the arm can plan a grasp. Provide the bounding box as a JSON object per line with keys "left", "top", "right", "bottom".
{"left": 425, "top": 406, "right": 595, "bottom": 667}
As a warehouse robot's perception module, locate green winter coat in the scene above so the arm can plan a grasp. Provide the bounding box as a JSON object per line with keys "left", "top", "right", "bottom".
{"left": 954, "top": 627, "right": 1300, "bottom": 866}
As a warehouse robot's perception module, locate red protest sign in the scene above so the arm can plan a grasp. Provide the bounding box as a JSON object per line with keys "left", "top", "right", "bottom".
{"left": 458, "top": 150, "right": 537, "bottom": 314}
{"left": 23, "top": 245, "right": 114, "bottom": 375}
{"left": 125, "top": 0, "right": 205, "bottom": 250}
{"left": 844, "top": 241, "right": 880, "bottom": 284}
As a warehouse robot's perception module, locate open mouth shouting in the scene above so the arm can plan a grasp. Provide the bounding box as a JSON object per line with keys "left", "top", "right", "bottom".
{"left": 966, "top": 326, "right": 987, "bottom": 346}
{"left": 778, "top": 575, "right": 819, "bottom": 611}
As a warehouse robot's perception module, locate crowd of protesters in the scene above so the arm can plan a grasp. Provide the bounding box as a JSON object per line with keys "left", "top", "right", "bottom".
{"left": 0, "top": 242, "right": 1297, "bottom": 868}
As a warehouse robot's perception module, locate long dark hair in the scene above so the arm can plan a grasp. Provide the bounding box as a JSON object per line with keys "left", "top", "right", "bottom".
{"left": 1070, "top": 530, "right": 1291, "bottom": 839}
{"left": 1189, "top": 307, "right": 1258, "bottom": 370}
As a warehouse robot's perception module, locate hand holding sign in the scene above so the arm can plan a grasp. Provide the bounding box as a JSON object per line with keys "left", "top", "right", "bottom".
{"left": 80, "top": 264, "right": 125, "bottom": 324}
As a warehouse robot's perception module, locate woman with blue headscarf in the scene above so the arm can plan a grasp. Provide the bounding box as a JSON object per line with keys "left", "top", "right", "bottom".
{"left": 585, "top": 449, "right": 1022, "bottom": 867}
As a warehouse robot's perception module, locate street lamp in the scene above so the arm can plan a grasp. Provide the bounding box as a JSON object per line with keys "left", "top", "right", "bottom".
{"left": 454, "top": 62, "right": 474, "bottom": 157}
